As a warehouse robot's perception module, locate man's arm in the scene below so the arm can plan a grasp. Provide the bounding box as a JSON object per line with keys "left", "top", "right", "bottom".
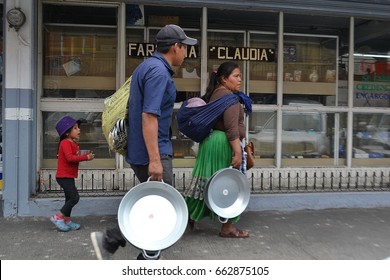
{"left": 142, "top": 112, "right": 163, "bottom": 181}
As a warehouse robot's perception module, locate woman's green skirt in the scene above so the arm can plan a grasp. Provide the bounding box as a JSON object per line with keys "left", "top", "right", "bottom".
{"left": 183, "top": 130, "right": 240, "bottom": 223}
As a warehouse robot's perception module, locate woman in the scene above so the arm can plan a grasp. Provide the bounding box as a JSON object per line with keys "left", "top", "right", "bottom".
{"left": 184, "top": 61, "right": 250, "bottom": 238}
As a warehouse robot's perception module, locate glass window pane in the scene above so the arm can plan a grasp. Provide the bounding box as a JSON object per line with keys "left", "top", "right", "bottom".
{"left": 284, "top": 13, "right": 350, "bottom": 107}
{"left": 353, "top": 113, "right": 390, "bottom": 166}
{"left": 283, "top": 35, "right": 337, "bottom": 100}
{"left": 125, "top": 27, "right": 146, "bottom": 77}
{"left": 281, "top": 110, "right": 330, "bottom": 158}
{"left": 248, "top": 32, "right": 278, "bottom": 104}
{"left": 248, "top": 111, "right": 277, "bottom": 159}
{"left": 42, "top": 112, "right": 114, "bottom": 168}
{"left": 43, "top": 4, "right": 117, "bottom": 98}
{"left": 353, "top": 19, "right": 390, "bottom": 108}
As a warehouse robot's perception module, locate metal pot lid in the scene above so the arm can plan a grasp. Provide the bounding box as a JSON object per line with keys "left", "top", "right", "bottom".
{"left": 205, "top": 168, "right": 250, "bottom": 219}
{"left": 118, "top": 180, "right": 188, "bottom": 251}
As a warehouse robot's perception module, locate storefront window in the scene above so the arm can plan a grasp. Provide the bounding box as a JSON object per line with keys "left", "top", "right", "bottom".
{"left": 42, "top": 5, "right": 117, "bottom": 98}
{"left": 248, "top": 111, "right": 277, "bottom": 161}
{"left": 353, "top": 113, "right": 390, "bottom": 166}
{"left": 248, "top": 32, "right": 278, "bottom": 104}
{"left": 41, "top": 3, "right": 118, "bottom": 168}
{"left": 351, "top": 18, "right": 390, "bottom": 165}
{"left": 283, "top": 35, "right": 338, "bottom": 101}
{"left": 40, "top": 4, "right": 390, "bottom": 170}
{"left": 352, "top": 19, "right": 390, "bottom": 108}
{"left": 249, "top": 110, "right": 347, "bottom": 165}
{"left": 284, "top": 14, "right": 349, "bottom": 109}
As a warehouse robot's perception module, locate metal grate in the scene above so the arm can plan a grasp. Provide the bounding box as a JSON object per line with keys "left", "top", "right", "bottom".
{"left": 36, "top": 167, "right": 390, "bottom": 197}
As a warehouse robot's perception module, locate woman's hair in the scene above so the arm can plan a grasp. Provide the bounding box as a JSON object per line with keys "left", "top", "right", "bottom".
{"left": 203, "top": 61, "right": 239, "bottom": 102}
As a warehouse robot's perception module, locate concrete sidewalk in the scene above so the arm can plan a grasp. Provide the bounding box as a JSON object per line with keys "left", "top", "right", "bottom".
{"left": 1, "top": 207, "right": 390, "bottom": 260}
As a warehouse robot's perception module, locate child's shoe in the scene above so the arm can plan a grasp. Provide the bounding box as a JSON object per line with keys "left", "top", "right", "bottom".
{"left": 50, "top": 216, "right": 70, "bottom": 232}
{"left": 65, "top": 220, "right": 81, "bottom": 230}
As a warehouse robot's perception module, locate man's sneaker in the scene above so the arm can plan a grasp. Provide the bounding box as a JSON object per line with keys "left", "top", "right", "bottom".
{"left": 90, "top": 232, "right": 112, "bottom": 260}
{"left": 66, "top": 221, "right": 81, "bottom": 230}
{"left": 50, "top": 216, "right": 70, "bottom": 232}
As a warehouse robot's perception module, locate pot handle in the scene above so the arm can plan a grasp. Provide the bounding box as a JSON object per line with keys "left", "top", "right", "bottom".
{"left": 142, "top": 250, "right": 161, "bottom": 260}
{"left": 146, "top": 177, "right": 165, "bottom": 184}
{"left": 218, "top": 216, "right": 228, "bottom": 224}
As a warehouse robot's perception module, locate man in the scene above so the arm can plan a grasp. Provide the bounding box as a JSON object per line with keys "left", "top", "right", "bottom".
{"left": 90, "top": 24, "right": 197, "bottom": 260}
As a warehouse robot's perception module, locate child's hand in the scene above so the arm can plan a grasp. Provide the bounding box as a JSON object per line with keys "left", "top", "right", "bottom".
{"left": 87, "top": 152, "right": 95, "bottom": 161}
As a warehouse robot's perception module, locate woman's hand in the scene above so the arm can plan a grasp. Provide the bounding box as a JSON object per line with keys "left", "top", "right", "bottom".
{"left": 231, "top": 153, "right": 242, "bottom": 169}
{"left": 230, "top": 138, "right": 242, "bottom": 169}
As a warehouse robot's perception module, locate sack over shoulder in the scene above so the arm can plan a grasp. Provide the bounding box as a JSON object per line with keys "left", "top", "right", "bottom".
{"left": 102, "top": 76, "right": 132, "bottom": 155}
{"left": 244, "top": 142, "right": 255, "bottom": 170}
{"left": 176, "top": 94, "right": 240, "bottom": 143}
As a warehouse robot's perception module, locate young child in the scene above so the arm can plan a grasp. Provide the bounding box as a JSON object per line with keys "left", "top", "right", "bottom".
{"left": 50, "top": 116, "right": 95, "bottom": 232}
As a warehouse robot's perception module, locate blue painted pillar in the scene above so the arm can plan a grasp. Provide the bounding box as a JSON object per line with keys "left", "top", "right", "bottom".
{"left": 3, "top": 1, "right": 36, "bottom": 216}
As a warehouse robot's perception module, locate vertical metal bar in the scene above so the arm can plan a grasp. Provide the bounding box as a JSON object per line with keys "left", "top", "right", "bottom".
{"left": 334, "top": 113, "right": 340, "bottom": 166}
{"left": 81, "top": 174, "right": 84, "bottom": 191}
{"left": 288, "top": 172, "right": 291, "bottom": 191}
{"left": 346, "top": 17, "right": 355, "bottom": 168}
{"left": 200, "top": 7, "right": 208, "bottom": 95}
{"left": 102, "top": 173, "right": 105, "bottom": 191}
{"left": 117, "top": 3, "right": 126, "bottom": 170}
{"left": 275, "top": 11, "right": 284, "bottom": 168}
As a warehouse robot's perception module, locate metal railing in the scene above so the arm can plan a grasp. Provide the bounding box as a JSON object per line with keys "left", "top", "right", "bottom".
{"left": 35, "top": 167, "right": 390, "bottom": 198}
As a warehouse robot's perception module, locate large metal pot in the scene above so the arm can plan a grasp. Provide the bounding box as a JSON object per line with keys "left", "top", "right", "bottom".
{"left": 204, "top": 168, "right": 250, "bottom": 223}
{"left": 118, "top": 180, "right": 188, "bottom": 259}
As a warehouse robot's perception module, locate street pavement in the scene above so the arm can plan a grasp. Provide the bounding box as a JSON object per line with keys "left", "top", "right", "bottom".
{"left": 1, "top": 207, "right": 390, "bottom": 260}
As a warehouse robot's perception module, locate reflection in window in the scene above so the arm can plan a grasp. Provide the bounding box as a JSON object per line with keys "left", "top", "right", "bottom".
{"left": 353, "top": 19, "right": 390, "bottom": 108}
{"left": 249, "top": 111, "right": 348, "bottom": 161}
{"left": 283, "top": 113, "right": 322, "bottom": 132}
{"left": 354, "top": 113, "right": 390, "bottom": 159}
{"left": 248, "top": 111, "right": 277, "bottom": 158}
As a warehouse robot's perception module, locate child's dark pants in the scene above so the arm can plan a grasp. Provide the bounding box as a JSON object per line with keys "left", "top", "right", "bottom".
{"left": 57, "top": 178, "right": 80, "bottom": 217}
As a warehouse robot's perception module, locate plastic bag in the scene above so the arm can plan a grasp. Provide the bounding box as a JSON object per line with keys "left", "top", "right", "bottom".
{"left": 101, "top": 76, "right": 132, "bottom": 155}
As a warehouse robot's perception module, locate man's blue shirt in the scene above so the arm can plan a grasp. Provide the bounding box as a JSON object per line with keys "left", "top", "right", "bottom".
{"left": 126, "top": 52, "right": 176, "bottom": 165}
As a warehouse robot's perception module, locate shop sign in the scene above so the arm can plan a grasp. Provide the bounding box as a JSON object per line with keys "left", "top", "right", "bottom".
{"left": 128, "top": 43, "right": 275, "bottom": 62}
{"left": 355, "top": 82, "right": 390, "bottom": 106}
{"left": 128, "top": 43, "right": 198, "bottom": 58}
{"left": 209, "top": 46, "right": 275, "bottom": 61}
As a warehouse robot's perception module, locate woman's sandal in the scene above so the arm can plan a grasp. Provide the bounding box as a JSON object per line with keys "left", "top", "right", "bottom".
{"left": 219, "top": 228, "right": 249, "bottom": 238}
{"left": 188, "top": 219, "right": 195, "bottom": 231}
